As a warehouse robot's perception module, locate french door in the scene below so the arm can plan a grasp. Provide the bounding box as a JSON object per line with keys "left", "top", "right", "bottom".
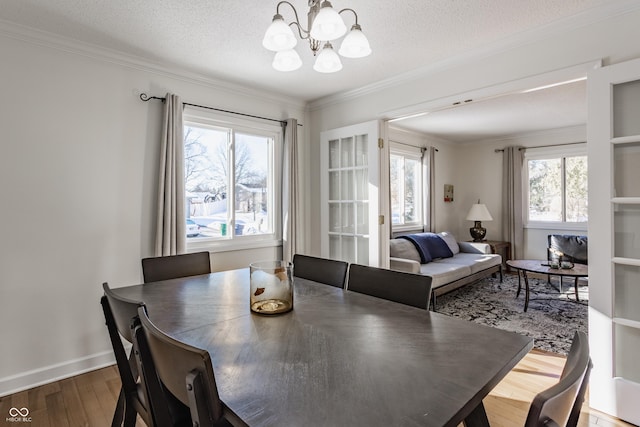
{"left": 320, "top": 120, "right": 389, "bottom": 267}
{"left": 588, "top": 57, "right": 640, "bottom": 425}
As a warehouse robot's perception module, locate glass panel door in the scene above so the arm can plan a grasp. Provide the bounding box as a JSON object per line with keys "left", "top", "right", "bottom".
{"left": 588, "top": 58, "right": 640, "bottom": 426}
{"left": 320, "top": 121, "right": 382, "bottom": 266}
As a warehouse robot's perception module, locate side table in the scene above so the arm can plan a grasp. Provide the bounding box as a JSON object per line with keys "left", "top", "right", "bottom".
{"left": 471, "top": 240, "right": 511, "bottom": 272}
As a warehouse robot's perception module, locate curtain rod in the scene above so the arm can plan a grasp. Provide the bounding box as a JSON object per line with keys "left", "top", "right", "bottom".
{"left": 139, "top": 93, "right": 302, "bottom": 127}
{"left": 494, "top": 141, "right": 585, "bottom": 153}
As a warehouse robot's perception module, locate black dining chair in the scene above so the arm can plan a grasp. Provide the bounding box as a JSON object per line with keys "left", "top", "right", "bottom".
{"left": 292, "top": 253, "right": 349, "bottom": 288}
{"left": 141, "top": 251, "right": 211, "bottom": 283}
{"left": 133, "top": 306, "right": 234, "bottom": 427}
{"left": 101, "top": 282, "right": 155, "bottom": 427}
{"left": 346, "top": 263, "right": 433, "bottom": 310}
{"left": 523, "top": 331, "right": 592, "bottom": 427}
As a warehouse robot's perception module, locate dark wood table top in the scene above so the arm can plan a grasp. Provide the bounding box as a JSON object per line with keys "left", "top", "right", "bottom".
{"left": 114, "top": 268, "right": 533, "bottom": 427}
{"left": 507, "top": 259, "right": 588, "bottom": 277}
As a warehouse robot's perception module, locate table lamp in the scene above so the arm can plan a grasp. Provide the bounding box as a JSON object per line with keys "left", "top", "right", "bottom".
{"left": 466, "top": 200, "right": 493, "bottom": 242}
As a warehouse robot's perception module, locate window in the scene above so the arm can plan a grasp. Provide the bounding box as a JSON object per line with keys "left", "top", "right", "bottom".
{"left": 183, "top": 108, "right": 281, "bottom": 249}
{"left": 525, "top": 145, "right": 587, "bottom": 226}
{"left": 390, "top": 143, "right": 423, "bottom": 229}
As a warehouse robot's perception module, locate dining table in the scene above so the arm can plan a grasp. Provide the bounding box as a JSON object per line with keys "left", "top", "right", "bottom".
{"left": 113, "top": 268, "right": 533, "bottom": 427}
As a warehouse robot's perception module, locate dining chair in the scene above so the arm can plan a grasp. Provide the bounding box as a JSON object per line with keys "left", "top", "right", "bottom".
{"left": 141, "top": 251, "right": 211, "bottom": 283}
{"left": 134, "top": 305, "right": 233, "bottom": 427}
{"left": 100, "top": 282, "right": 154, "bottom": 427}
{"left": 523, "top": 331, "right": 592, "bottom": 427}
{"left": 292, "top": 253, "right": 349, "bottom": 288}
{"left": 346, "top": 263, "right": 433, "bottom": 310}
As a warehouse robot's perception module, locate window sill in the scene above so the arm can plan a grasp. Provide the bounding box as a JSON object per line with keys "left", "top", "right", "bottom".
{"left": 187, "top": 236, "right": 282, "bottom": 253}
{"left": 525, "top": 222, "right": 588, "bottom": 232}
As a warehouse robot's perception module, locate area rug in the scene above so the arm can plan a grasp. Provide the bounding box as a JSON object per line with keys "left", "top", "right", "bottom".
{"left": 435, "top": 273, "right": 588, "bottom": 355}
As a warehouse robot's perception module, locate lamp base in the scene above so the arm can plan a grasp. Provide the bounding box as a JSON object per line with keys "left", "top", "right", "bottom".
{"left": 469, "top": 221, "right": 486, "bottom": 242}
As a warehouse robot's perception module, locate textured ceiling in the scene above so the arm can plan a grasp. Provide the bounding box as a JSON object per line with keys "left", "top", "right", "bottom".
{"left": 0, "top": 0, "right": 633, "bottom": 140}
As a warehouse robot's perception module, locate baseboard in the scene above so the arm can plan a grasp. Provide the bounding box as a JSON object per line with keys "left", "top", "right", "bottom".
{"left": 0, "top": 351, "right": 116, "bottom": 397}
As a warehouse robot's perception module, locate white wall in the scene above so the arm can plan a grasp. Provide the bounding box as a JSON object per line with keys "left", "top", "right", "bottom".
{"left": 307, "top": 8, "right": 640, "bottom": 256}
{"left": 0, "top": 32, "right": 305, "bottom": 395}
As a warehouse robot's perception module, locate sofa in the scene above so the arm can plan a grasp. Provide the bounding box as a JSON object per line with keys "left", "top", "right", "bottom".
{"left": 389, "top": 231, "right": 502, "bottom": 309}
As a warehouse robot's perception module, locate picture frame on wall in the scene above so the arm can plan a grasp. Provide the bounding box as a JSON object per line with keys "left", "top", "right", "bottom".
{"left": 444, "top": 184, "right": 454, "bottom": 202}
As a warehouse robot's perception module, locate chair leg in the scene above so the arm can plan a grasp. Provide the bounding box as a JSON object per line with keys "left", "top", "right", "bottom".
{"left": 574, "top": 277, "right": 580, "bottom": 302}
{"left": 112, "top": 388, "right": 125, "bottom": 427}
{"left": 123, "top": 401, "right": 138, "bottom": 427}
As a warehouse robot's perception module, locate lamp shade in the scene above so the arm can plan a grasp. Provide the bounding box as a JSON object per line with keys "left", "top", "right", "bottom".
{"left": 310, "top": 1, "right": 347, "bottom": 41}
{"left": 263, "top": 14, "right": 297, "bottom": 51}
{"left": 338, "top": 25, "right": 371, "bottom": 58}
{"left": 313, "top": 43, "right": 342, "bottom": 73}
{"left": 466, "top": 203, "right": 493, "bottom": 221}
{"left": 272, "top": 49, "right": 302, "bottom": 71}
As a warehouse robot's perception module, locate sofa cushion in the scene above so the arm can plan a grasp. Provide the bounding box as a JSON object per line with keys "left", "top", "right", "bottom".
{"left": 438, "top": 231, "right": 460, "bottom": 255}
{"left": 435, "top": 253, "right": 502, "bottom": 274}
{"left": 389, "top": 239, "right": 422, "bottom": 263}
{"left": 400, "top": 233, "right": 453, "bottom": 262}
{"left": 419, "top": 262, "right": 472, "bottom": 289}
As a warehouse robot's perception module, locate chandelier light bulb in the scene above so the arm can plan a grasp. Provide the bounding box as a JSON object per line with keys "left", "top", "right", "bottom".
{"left": 272, "top": 49, "right": 302, "bottom": 71}
{"left": 338, "top": 25, "right": 371, "bottom": 58}
{"left": 263, "top": 14, "right": 297, "bottom": 51}
{"left": 309, "top": 1, "right": 347, "bottom": 41}
{"left": 313, "top": 43, "right": 342, "bottom": 73}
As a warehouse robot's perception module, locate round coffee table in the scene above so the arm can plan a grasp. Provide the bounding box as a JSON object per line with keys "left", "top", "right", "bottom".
{"left": 506, "top": 259, "right": 588, "bottom": 312}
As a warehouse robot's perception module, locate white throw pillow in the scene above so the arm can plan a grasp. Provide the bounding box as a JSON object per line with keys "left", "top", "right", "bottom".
{"left": 438, "top": 231, "right": 460, "bottom": 255}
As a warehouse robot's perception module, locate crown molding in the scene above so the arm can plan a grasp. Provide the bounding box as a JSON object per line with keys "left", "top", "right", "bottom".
{"left": 308, "top": 0, "right": 640, "bottom": 111}
{"left": 0, "top": 19, "right": 307, "bottom": 112}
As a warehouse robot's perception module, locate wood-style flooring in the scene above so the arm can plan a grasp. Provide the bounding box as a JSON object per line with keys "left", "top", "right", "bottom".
{"left": 0, "top": 349, "right": 633, "bottom": 427}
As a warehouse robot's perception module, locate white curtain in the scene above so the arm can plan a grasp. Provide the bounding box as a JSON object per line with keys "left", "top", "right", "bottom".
{"left": 426, "top": 146, "right": 436, "bottom": 232}
{"left": 282, "top": 118, "right": 299, "bottom": 262}
{"left": 502, "top": 146, "right": 524, "bottom": 259}
{"left": 154, "top": 93, "right": 186, "bottom": 256}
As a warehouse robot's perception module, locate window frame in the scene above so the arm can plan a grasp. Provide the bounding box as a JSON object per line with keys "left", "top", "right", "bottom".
{"left": 183, "top": 107, "right": 283, "bottom": 252}
{"left": 523, "top": 144, "right": 588, "bottom": 231}
{"left": 389, "top": 142, "right": 424, "bottom": 232}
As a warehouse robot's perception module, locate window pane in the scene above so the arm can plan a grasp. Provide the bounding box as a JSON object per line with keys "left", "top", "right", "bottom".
{"left": 184, "top": 125, "right": 229, "bottom": 239}
{"left": 390, "top": 154, "right": 403, "bottom": 225}
{"left": 235, "top": 133, "right": 271, "bottom": 235}
{"left": 404, "top": 158, "right": 420, "bottom": 223}
{"left": 528, "top": 158, "right": 562, "bottom": 221}
{"left": 565, "top": 156, "right": 588, "bottom": 222}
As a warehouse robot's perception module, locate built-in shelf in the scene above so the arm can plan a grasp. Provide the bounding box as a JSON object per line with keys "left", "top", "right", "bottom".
{"left": 613, "top": 257, "right": 640, "bottom": 267}
{"left": 612, "top": 197, "right": 640, "bottom": 204}
{"left": 612, "top": 135, "right": 640, "bottom": 144}
{"left": 614, "top": 317, "right": 640, "bottom": 329}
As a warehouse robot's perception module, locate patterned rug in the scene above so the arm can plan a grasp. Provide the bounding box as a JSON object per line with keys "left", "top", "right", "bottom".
{"left": 435, "top": 273, "right": 588, "bottom": 355}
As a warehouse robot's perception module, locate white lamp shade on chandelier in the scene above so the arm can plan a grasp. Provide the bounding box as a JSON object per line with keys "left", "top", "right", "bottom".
{"left": 262, "top": 15, "right": 297, "bottom": 51}
{"left": 309, "top": 3, "right": 347, "bottom": 41}
{"left": 313, "top": 43, "right": 342, "bottom": 73}
{"left": 263, "top": 0, "right": 371, "bottom": 73}
{"left": 273, "top": 49, "right": 303, "bottom": 71}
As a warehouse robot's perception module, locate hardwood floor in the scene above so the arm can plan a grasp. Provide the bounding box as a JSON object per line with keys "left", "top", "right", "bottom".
{"left": 0, "top": 350, "right": 633, "bottom": 427}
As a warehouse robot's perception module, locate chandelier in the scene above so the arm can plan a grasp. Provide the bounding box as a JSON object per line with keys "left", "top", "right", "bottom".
{"left": 262, "top": 0, "right": 371, "bottom": 73}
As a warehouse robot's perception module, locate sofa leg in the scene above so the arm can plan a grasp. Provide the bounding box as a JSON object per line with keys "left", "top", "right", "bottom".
{"left": 499, "top": 266, "right": 503, "bottom": 283}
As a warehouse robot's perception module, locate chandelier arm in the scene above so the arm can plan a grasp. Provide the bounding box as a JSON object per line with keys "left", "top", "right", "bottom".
{"left": 289, "top": 21, "right": 311, "bottom": 40}
{"left": 276, "top": 1, "right": 311, "bottom": 35}
{"left": 338, "top": 8, "right": 359, "bottom": 25}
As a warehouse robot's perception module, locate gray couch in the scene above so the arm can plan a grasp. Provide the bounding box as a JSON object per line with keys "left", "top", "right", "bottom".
{"left": 389, "top": 231, "right": 502, "bottom": 309}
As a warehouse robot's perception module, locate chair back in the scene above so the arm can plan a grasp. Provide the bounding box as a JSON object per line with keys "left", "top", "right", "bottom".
{"left": 525, "top": 331, "right": 592, "bottom": 427}
{"left": 347, "top": 264, "right": 432, "bottom": 310}
{"left": 135, "top": 306, "right": 225, "bottom": 427}
{"left": 142, "top": 251, "right": 211, "bottom": 283}
{"left": 548, "top": 235, "right": 588, "bottom": 265}
{"left": 100, "top": 282, "right": 153, "bottom": 426}
{"left": 292, "top": 254, "right": 349, "bottom": 288}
